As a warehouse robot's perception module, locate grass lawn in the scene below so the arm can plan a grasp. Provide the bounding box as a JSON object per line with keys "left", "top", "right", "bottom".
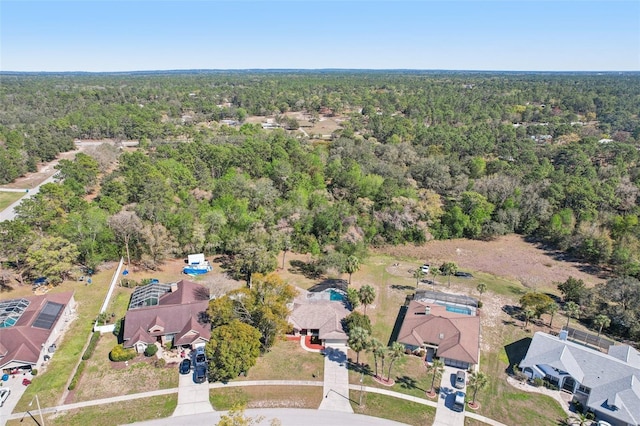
{"left": 350, "top": 390, "right": 435, "bottom": 426}
{"left": 210, "top": 386, "right": 322, "bottom": 410}
{"left": 236, "top": 339, "right": 324, "bottom": 382}
{"left": 71, "top": 332, "right": 178, "bottom": 402}
{"left": 14, "top": 266, "right": 117, "bottom": 411}
{"left": 0, "top": 191, "right": 23, "bottom": 210}
{"left": 7, "top": 395, "right": 177, "bottom": 426}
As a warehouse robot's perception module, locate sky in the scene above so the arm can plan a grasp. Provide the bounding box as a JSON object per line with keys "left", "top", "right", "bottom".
{"left": 1, "top": 0, "right": 639, "bottom": 72}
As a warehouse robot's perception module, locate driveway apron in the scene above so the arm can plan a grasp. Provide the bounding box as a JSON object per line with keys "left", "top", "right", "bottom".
{"left": 432, "top": 366, "right": 465, "bottom": 426}
{"left": 172, "top": 370, "right": 214, "bottom": 417}
{"left": 318, "top": 344, "right": 353, "bottom": 413}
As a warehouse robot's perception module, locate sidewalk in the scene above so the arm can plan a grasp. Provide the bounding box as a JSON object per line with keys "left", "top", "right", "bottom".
{"left": 318, "top": 344, "right": 353, "bottom": 413}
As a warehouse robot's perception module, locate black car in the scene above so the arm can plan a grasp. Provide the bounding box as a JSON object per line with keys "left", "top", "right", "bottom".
{"left": 179, "top": 358, "right": 191, "bottom": 375}
{"left": 454, "top": 271, "right": 474, "bottom": 278}
{"left": 194, "top": 365, "right": 207, "bottom": 384}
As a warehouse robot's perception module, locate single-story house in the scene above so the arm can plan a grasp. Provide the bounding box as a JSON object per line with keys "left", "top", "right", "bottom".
{"left": 0, "top": 291, "right": 76, "bottom": 371}
{"left": 396, "top": 300, "right": 480, "bottom": 370}
{"left": 123, "top": 280, "right": 210, "bottom": 353}
{"left": 288, "top": 290, "right": 350, "bottom": 346}
{"left": 520, "top": 331, "right": 640, "bottom": 426}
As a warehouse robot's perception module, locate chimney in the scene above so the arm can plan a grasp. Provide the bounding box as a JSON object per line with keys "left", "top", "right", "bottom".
{"left": 170, "top": 282, "right": 178, "bottom": 293}
{"left": 559, "top": 329, "right": 568, "bottom": 341}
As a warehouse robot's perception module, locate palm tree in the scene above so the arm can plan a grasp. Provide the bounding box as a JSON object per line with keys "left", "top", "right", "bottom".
{"left": 358, "top": 285, "right": 376, "bottom": 315}
{"left": 468, "top": 371, "right": 488, "bottom": 406}
{"left": 386, "top": 342, "right": 405, "bottom": 381}
{"left": 439, "top": 262, "right": 458, "bottom": 287}
{"left": 344, "top": 255, "right": 360, "bottom": 285}
{"left": 564, "top": 301, "right": 580, "bottom": 329}
{"left": 593, "top": 314, "right": 611, "bottom": 337}
{"left": 348, "top": 326, "right": 370, "bottom": 365}
{"left": 428, "top": 359, "right": 445, "bottom": 394}
{"left": 368, "top": 338, "right": 385, "bottom": 379}
{"left": 430, "top": 267, "right": 440, "bottom": 290}
{"left": 413, "top": 269, "right": 424, "bottom": 287}
{"left": 523, "top": 307, "right": 536, "bottom": 329}
{"left": 547, "top": 302, "right": 559, "bottom": 329}
{"left": 346, "top": 287, "right": 360, "bottom": 310}
{"left": 476, "top": 282, "right": 487, "bottom": 304}
{"left": 566, "top": 412, "right": 591, "bottom": 426}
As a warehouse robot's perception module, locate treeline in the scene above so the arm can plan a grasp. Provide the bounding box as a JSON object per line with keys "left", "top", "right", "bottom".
{"left": 1, "top": 71, "right": 640, "bottom": 285}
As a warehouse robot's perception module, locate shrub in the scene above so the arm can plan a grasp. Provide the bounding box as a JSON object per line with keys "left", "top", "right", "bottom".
{"left": 82, "top": 331, "right": 101, "bottom": 360}
{"left": 113, "top": 317, "right": 124, "bottom": 339}
{"left": 31, "top": 369, "right": 38, "bottom": 376}
{"left": 154, "top": 358, "right": 166, "bottom": 368}
{"left": 532, "top": 377, "right": 544, "bottom": 387}
{"left": 144, "top": 344, "right": 158, "bottom": 357}
{"left": 110, "top": 344, "right": 136, "bottom": 362}
{"left": 477, "top": 301, "right": 483, "bottom": 309}
{"left": 165, "top": 341, "right": 173, "bottom": 351}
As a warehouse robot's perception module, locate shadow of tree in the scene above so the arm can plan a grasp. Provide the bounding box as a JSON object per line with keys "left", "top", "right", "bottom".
{"left": 390, "top": 284, "right": 415, "bottom": 291}
{"left": 396, "top": 375, "right": 425, "bottom": 392}
{"left": 289, "top": 259, "right": 323, "bottom": 279}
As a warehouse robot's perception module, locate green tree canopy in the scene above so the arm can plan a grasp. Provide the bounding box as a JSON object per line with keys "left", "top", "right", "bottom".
{"left": 206, "top": 320, "right": 262, "bottom": 382}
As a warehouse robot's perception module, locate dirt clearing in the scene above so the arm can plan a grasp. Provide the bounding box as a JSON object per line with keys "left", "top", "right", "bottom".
{"left": 375, "top": 234, "right": 606, "bottom": 289}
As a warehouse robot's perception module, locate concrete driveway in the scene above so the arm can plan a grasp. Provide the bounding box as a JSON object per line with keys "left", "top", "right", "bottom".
{"left": 432, "top": 366, "right": 466, "bottom": 426}
{"left": 0, "top": 371, "right": 35, "bottom": 425}
{"left": 172, "top": 366, "right": 214, "bottom": 417}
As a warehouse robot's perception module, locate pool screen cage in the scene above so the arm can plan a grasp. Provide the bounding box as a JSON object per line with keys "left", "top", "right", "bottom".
{"left": 413, "top": 290, "right": 478, "bottom": 308}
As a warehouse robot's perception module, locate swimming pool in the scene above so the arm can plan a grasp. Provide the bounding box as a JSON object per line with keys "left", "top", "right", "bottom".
{"left": 328, "top": 289, "right": 346, "bottom": 301}
{"left": 435, "top": 302, "right": 473, "bottom": 315}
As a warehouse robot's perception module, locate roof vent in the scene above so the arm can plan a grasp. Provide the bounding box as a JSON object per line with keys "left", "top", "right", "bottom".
{"left": 425, "top": 306, "right": 431, "bottom": 315}
{"left": 439, "top": 333, "right": 445, "bottom": 340}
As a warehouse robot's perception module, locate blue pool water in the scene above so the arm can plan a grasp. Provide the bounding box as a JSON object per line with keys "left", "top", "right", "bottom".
{"left": 328, "top": 289, "right": 346, "bottom": 301}
{"left": 436, "top": 302, "right": 472, "bottom": 315}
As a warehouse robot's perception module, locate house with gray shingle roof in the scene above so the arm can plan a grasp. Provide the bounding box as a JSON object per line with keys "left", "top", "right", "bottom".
{"left": 122, "top": 280, "right": 210, "bottom": 353}
{"left": 288, "top": 290, "right": 350, "bottom": 346}
{"left": 520, "top": 331, "right": 640, "bottom": 426}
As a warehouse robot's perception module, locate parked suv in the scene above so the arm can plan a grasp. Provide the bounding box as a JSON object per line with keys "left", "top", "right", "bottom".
{"left": 193, "top": 346, "right": 207, "bottom": 367}
{"left": 421, "top": 264, "right": 430, "bottom": 274}
{"left": 455, "top": 370, "right": 466, "bottom": 389}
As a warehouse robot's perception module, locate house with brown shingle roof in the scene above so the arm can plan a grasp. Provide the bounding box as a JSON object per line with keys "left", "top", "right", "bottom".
{"left": 288, "top": 290, "right": 350, "bottom": 346}
{"left": 397, "top": 300, "right": 480, "bottom": 370}
{"left": 122, "top": 280, "right": 210, "bottom": 353}
{"left": 0, "top": 291, "right": 76, "bottom": 371}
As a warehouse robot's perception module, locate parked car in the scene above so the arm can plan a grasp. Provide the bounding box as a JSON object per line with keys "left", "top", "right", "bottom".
{"left": 194, "top": 347, "right": 207, "bottom": 367}
{"left": 0, "top": 388, "right": 10, "bottom": 407}
{"left": 455, "top": 370, "right": 466, "bottom": 389}
{"left": 179, "top": 358, "right": 191, "bottom": 375}
{"left": 453, "top": 391, "right": 466, "bottom": 412}
{"left": 454, "top": 271, "right": 473, "bottom": 278}
{"left": 194, "top": 365, "right": 207, "bottom": 384}
{"left": 421, "top": 264, "right": 430, "bottom": 274}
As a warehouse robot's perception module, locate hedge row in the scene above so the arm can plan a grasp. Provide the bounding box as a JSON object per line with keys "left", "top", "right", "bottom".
{"left": 82, "top": 332, "right": 101, "bottom": 361}
{"left": 68, "top": 360, "right": 85, "bottom": 391}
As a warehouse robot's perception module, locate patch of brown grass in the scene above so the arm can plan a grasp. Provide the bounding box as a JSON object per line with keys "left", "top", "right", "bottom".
{"left": 210, "top": 386, "right": 322, "bottom": 410}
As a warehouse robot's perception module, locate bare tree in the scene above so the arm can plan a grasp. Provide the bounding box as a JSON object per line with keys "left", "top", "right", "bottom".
{"left": 108, "top": 210, "right": 143, "bottom": 265}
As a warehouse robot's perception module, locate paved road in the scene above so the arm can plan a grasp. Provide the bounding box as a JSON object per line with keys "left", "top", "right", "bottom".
{"left": 132, "top": 408, "right": 408, "bottom": 426}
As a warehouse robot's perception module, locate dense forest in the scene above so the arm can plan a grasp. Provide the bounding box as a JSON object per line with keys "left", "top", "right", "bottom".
{"left": 2, "top": 71, "right": 640, "bottom": 338}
